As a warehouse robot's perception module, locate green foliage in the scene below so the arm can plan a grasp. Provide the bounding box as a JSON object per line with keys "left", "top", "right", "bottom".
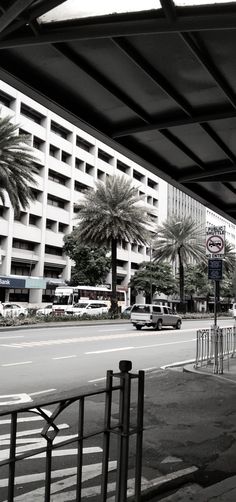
{"left": 74, "top": 175, "right": 152, "bottom": 315}
{"left": 129, "top": 261, "right": 177, "bottom": 297}
{"left": 63, "top": 230, "right": 111, "bottom": 286}
{"left": 0, "top": 113, "right": 38, "bottom": 212}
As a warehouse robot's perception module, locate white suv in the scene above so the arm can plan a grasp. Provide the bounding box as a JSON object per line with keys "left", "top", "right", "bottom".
{"left": 66, "top": 301, "right": 109, "bottom": 317}
{"left": 130, "top": 304, "right": 182, "bottom": 330}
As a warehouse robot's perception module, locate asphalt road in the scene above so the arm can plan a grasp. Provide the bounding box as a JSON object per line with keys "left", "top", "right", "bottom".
{"left": 0, "top": 318, "right": 232, "bottom": 400}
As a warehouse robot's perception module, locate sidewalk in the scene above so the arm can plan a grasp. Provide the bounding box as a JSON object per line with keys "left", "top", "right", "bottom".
{"left": 143, "top": 357, "right": 236, "bottom": 502}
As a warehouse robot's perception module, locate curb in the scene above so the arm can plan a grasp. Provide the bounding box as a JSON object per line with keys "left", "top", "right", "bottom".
{"left": 128, "top": 467, "right": 198, "bottom": 501}
{"left": 0, "top": 319, "right": 129, "bottom": 333}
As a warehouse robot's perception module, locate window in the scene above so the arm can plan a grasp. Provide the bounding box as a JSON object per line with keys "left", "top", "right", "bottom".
{"left": 45, "top": 245, "right": 63, "bottom": 256}
{"left": 14, "top": 211, "right": 26, "bottom": 223}
{"left": 59, "top": 222, "right": 68, "bottom": 233}
{"left": 11, "top": 262, "right": 32, "bottom": 276}
{"left": 85, "top": 163, "right": 94, "bottom": 175}
{"left": 133, "top": 170, "right": 144, "bottom": 182}
{"left": 132, "top": 305, "right": 150, "bottom": 313}
{"left": 46, "top": 218, "right": 56, "bottom": 230}
{"left": 12, "top": 239, "right": 35, "bottom": 251}
{"left": 74, "top": 181, "right": 89, "bottom": 193}
{"left": 153, "top": 306, "right": 162, "bottom": 313}
{"left": 131, "top": 262, "right": 139, "bottom": 270}
{"left": 49, "top": 144, "right": 60, "bottom": 158}
{"left": 0, "top": 90, "right": 14, "bottom": 108}
{"left": 48, "top": 170, "right": 66, "bottom": 185}
{"left": 44, "top": 267, "right": 63, "bottom": 278}
{"left": 20, "top": 103, "right": 45, "bottom": 124}
{"left": 29, "top": 214, "right": 40, "bottom": 226}
{"left": 61, "top": 150, "right": 71, "bottom": 164}
{"left": 47, "top": 195, "right": 66, "bottom": 209}
{"left": 117, "top": 160, "right": 130, "bottom": 174}
{"left": 31, "top": 189, "right": 42, "bottom": 201}
{"left": 33, "top": 136, "right": 44, "bottom": 150}
{"left": 51, "top": 121, "right": 70, "bottom": 139}
{"left": 76, "top": 135, "right": 94, "bottom": 152}
{"left": 147, "top": 178, "right": 158, "bottom": 190}
{"left": 98, "top": 148, "right": 113, "bottom": 164}
{"left": 97, "top": 169, "right": 105, "bottom": 181}
{"left": 75, "top": 158, "right": 84, "bottom": 170}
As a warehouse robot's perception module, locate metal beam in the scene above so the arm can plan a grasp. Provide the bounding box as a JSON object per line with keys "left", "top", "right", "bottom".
{"left": 52, "top": 43, "right": 150, "bottom": 123}
{"left": 160, "top": 129, "right": 205, "bottom": 170}
{"left": 0, "top": 0, "right": 65, "bottom": 39}
{"left": 160, "top": 0, "right": 176, "bottom": 22}
{"left": 2, "top": 9, "right": 236, "bottom": 47}
{"left": 0, "top": 0, "right": 34, "bottom": 34}
{"left": 180, "top": 32, "right": 236, "bottom": 109}
{"left": 200, "top": 123, "right": 236, "bottom": 164}
{"left": 112, "top": 108, "right": 236, "bottom": 138}
{"left": 178, "top": 163, "right": 236, "bottom": 183}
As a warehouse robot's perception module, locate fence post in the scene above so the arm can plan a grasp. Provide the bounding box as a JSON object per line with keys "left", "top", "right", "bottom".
{"left": 101, "top": 370, "right": 113, "bottom": 501}
{"left": 116, "top": 360, "right": 132, "bottom": 502}
{"left": 134, "top": 370, "right": 145, "bottom": 501}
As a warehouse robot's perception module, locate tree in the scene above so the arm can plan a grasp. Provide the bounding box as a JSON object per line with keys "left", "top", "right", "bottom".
{"left": 129, "top": 261, "right": 177, "bottom": 303}
{"left": 152, "top": 216, "right": 206, "bottom": 311}
{"left": 63, "top": 230, "right": 111, "bottom": 286}
{"left": 0, "top": 114, "right": 37, "bottom": 213}
{"left": 75, "top": 175, "right": 150, "bottom": 315}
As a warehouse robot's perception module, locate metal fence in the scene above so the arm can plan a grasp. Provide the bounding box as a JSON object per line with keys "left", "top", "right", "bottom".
{"left": 0, "top": 360, "right": 144, "bottom": 502}
{"left": 195, "top": 326, "right": 236, "bottom": 373}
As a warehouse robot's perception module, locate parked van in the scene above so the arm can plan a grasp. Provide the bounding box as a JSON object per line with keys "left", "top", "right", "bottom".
{"left": 130, "top": 304, "right": 182, "bottom": 330}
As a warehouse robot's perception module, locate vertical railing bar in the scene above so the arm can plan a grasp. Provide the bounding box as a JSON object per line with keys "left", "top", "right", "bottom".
{"left": 134, "top": 370, "right": 145, "bottom": 502}
{"left": 101, "top": 370, "right": 113, "bottom": 501}
{"left": 8, "top": 411, "right": 17, "bottom": 502}
{"left": 118, "top": 370, "right": 131, "bottom": 502}
{"left": 115, "top": 371, "right": 124, "bottom": 502}
{"left": 45, "top": 439, "right": 52, "bottom": 502}
{"left": 76, "top": 396, "right": 84, "bottom": 502}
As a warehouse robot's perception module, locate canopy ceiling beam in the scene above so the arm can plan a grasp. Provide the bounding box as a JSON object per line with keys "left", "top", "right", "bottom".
{"left": 200, "top": 123, "right": 236, "bottom": 165}
{"left": 0, "top": 0, "right": 34, "bottom": 34}
{"left": 181, "top": 32, "right": 236, "bottom": 108}
{"left": 2, "top": 9, "right": 236, "bottom": 48}
{"left": 179, "top": 163, "right": 236, "bottom": 183}
{"left": 112, "top": 109, "right": 236, "bottom": 138}
{"left": 160, "top": 0, "right": 176, "bottom": 22}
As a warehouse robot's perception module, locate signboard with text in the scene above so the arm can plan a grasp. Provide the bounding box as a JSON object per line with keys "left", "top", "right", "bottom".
{"left": 206, "top": 226, "right": 225, "bottom": 258}
{"left": 208, "top": 258, "right": 223, "bottom": 280}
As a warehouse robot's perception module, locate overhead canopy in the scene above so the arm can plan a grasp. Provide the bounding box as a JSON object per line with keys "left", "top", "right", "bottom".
{"left": 1, "top": 1, "right": 236, "bottom": 222}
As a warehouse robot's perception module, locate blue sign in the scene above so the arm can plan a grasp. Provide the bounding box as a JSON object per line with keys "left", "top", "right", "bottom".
{"left": 208, "top": 259, "right": 223, "bottom": 280}
{"left": 0, "top": 277, "right": 25, "bottom": 288}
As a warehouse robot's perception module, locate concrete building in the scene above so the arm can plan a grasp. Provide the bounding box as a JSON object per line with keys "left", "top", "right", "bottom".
{"left": 0, "top": 79, "right": 168, "bottom": 306}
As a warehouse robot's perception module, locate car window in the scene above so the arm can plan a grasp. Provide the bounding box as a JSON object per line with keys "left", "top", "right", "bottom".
{"left": 163, "top": 307, "right": 169, "bottom": 314}
{"left": 132, "top": 305, "right": 150, "bottom": 313}
{"left": 153, "top": 306, "right": 162, "bottom": 313}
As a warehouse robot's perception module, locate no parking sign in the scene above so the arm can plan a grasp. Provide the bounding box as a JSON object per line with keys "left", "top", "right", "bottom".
{"left": 206, "top": 226, "right": 225, "bottom": 258}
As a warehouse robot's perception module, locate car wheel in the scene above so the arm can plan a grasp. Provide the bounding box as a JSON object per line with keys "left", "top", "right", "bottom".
{"left": 136, "top": 325, "right": 142, "bottom": 330}
{"left": 156, "top": 319, "right": 162, "bottom": 331}
{"left": 175, "top": 320, "right": 182, "bottom": 330}
{"left": 19, "top": 313, "right": 25, "bottom": 319}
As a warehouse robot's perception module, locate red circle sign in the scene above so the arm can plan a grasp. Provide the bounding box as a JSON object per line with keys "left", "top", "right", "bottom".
{"left": 206, "top": 235, "right": 224, "bottom": 254}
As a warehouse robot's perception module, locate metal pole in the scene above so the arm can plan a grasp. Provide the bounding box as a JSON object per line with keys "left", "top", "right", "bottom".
{"left": 101, "top": 370, "right": 113, "bottom": 501}
{"left": 149, "top": 244, "right": 152, "bottom": 304}
{"left": 116, "top": 360, "right": 132, "bottom": 502}
{"left": 213, "top": 280, "right": 219, "bottom": 374}
{"left": 134, "top": 370, "right": 145, "bottom": 501}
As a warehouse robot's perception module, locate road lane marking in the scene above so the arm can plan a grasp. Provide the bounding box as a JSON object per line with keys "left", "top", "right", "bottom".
{"left": 0, "top": 329, "right": 197, "bottom": 348}
{"left": 0, "top": 335, "right": 24, "bottom": 339}
{"left": 0, "top": 393, "right": 32, "bottom": 406}
{"left": 88, "top": 377, "right": 106, "bottom": 383}
{"left": 2, "top": 360, "right": 32, "bottom": 367}
{"left": 86, "top": 338, "right": 196, "bottom": 354}
{"left": 52, "top": 355, "right": 77, "bottom": 360}
{"left": 29, "top": 389, "right": 56, "bottom": 396}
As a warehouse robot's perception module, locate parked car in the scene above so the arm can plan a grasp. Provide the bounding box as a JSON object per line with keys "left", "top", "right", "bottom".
{"left": 65, "top": 301, "right": 109, "bottom": 317}
{"left": 0, "top": 303, "right": 28, "bottom": 318}
{"left": 121, "top": 306, "right": 133, "bottom": 319}
{"left": 36, "top": 304, "right": 53, "bottom": 316}
{"left": 130, "top": 304, "right": 182, "bottom": 330}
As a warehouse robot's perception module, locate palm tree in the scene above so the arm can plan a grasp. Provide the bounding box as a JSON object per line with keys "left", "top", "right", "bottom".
{"left": 0, "top": 114, "right": 37, "bottom": 213}
{"left": 75, "top": 175, "right": 150, "bottom": 315}
{"left": 152, "top": 215, "right": 206, "bottom": 311}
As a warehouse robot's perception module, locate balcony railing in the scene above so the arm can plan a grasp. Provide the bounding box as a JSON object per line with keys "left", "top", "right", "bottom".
{"left": 0, "top": 360, "right": 144, "bottom": 501}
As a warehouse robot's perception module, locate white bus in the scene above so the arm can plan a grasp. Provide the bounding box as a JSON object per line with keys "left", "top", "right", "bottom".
{"left": 52, "top": 285, "right": 127, "bottom": 314}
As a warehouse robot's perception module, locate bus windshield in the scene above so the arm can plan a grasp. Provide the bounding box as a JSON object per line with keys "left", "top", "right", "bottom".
{"left": 53, "top": 294, "right": 72, "bottom": 305}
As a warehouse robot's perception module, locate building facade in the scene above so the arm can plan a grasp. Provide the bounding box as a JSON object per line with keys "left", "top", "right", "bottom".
{"left": 0, "top": 79, "right": 168, "bottom": 306}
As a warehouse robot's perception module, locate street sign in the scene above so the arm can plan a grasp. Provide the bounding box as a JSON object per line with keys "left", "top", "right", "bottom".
{"left": 208, "top": 258, "right": 223, "bottom": 280}
{"left": 206, "top": 226, "right": 225, "bottom": 258}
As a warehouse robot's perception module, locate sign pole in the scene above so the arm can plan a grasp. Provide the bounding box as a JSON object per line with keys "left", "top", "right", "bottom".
{"left": 206, "top": 226, "right": 225, "bottom": 375}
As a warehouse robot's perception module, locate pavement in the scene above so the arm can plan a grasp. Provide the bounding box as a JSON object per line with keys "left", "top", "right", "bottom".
{"left": 141, "top": 355, "right": 236, "bottom": 502}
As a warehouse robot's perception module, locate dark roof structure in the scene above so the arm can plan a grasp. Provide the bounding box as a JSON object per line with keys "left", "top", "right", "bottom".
{"left": 1, "top": 1, "right": 236, "bottom": 222}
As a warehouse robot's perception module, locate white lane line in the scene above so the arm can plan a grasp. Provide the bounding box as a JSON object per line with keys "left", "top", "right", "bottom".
{"left": 29, "top": 389, "right": 56, "bottom": 396}
{"left": 0, "top": 335, "right": 24, "bottom": 339}
{"left": 88, "top": 377, "right": 106, "bottom": 383}
{"left": 86, "top": 346, "right": 134, "bottom": 354}
{"left": 52, "top": 355, "right": 77, "bottom": 360}
{"left": 86, "top": 338, "right": 195, "bottom": 354}
{"left": 2, "top": 361, "right": 32, "bottom": 367}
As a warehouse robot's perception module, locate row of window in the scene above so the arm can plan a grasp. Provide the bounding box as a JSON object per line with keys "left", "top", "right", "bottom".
{"left": 12, "top": 239, "right": 64, "bottom": 256}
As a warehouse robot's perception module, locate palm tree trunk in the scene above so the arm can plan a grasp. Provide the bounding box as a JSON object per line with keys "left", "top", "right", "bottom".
{"left": 111, "top": 237, "right": 118, "bottom": 317}
{"left": 178, "top": 247, "right": 185, "bottom": 313}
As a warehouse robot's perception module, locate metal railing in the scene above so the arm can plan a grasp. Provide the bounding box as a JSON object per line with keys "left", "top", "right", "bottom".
{"left": 195, "top": 326, "right": 236, "bottom": 373}
{"left": 0, "top": 360, "right": 144, "bottom": 502}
